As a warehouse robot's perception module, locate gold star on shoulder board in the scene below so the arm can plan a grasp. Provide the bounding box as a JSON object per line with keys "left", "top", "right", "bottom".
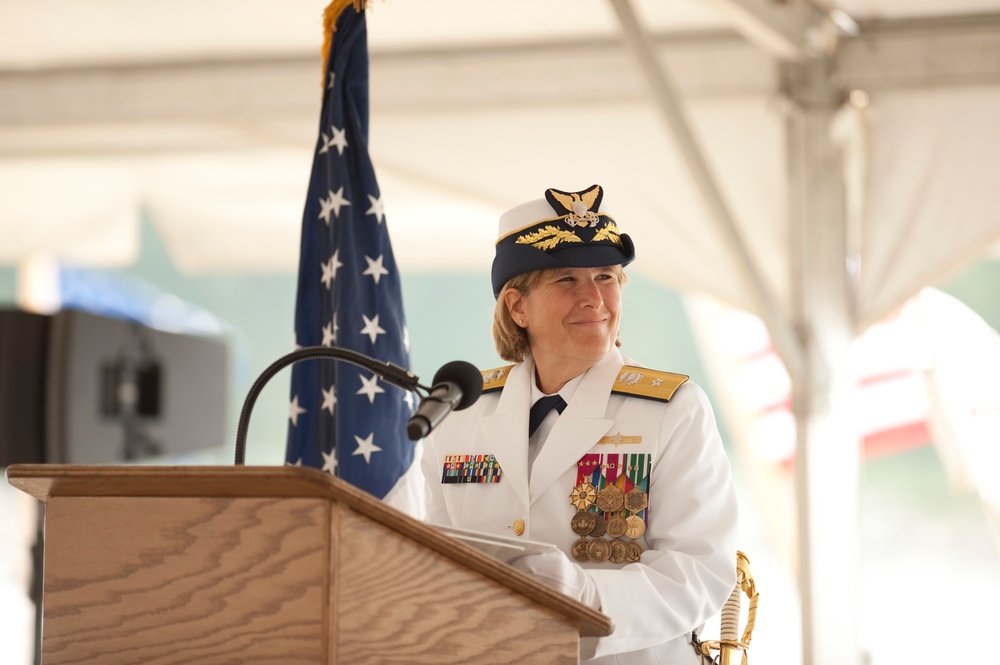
{"left": 612, "top": 365, "right": 688, "bottom": 402}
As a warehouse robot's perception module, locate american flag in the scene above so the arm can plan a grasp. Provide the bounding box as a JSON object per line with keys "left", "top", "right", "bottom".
{"left": 285, "top": 1, "right": 415, "bottom": 499}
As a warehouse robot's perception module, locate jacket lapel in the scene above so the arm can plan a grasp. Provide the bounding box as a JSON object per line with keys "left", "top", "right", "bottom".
{"left": 479, "top": 360, "right": 532, "bottom": 509}
{"left": 527, "top": 349, "right": 623, "bottom": 503}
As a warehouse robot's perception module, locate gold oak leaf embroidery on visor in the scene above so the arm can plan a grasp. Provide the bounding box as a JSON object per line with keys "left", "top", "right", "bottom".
{"left": 515, "top": 225, "right": 582, "bottom": 250}
{"left": 591, "top": 221, "right": 623, "bottom": 247}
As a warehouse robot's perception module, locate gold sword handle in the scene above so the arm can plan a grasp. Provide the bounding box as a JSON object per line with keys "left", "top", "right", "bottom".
{"left": 737, "top": 550, "right": 759, "bottom": 646}
{"left": 700, "top": 551, "right": 758, "bottom": 664}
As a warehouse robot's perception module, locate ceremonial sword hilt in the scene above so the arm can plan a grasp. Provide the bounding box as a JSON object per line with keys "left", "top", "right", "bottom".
{"left": 700, "top": 550, "right": 759, "bottom": 665}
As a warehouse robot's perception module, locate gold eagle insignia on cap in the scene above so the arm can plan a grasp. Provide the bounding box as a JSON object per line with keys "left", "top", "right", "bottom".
{"left": 546, "top": 184, "right": 602, "bottom": 228}
{"left": 481, "top": 365, "right": 514, "bottom": 394}
{"left": 611, "top": 365, "right": 688, "bottom": 402}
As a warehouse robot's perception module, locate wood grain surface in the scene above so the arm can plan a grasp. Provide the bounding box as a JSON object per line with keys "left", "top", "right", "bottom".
{"left": 43, "top": 496, "right": 330, "bottom": 665}
{"left": 6, "top": 464, "right": 613, "bottom": 664}
{"left": 336, "top": 507, "right": 579, "bottom": 665}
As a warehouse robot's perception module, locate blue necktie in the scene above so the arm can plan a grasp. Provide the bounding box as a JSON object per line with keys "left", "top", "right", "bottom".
{"left": 529, "top": 395, "right": 567, "bottom": 437}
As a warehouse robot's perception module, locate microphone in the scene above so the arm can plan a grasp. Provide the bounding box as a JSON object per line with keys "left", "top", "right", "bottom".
{"left": 406, "top": 360, "right": 482, "bottom": 440}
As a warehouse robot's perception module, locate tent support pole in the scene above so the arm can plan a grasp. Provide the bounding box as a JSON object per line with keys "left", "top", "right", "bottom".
{"left": 785, "top": 56, "right": 863, "bottom": 665}
{"left": 608, "top": 0, "right": 804, "bottom": 382}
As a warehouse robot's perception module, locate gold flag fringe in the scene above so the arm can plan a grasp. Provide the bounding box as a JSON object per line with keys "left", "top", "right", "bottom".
{"left": 321, "top": 0, "right": 368, "bottom": 88}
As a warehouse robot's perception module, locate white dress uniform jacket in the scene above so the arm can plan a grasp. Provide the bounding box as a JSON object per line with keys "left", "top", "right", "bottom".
{"left": 422, "top": 347, "right": 738, "bottom": 664}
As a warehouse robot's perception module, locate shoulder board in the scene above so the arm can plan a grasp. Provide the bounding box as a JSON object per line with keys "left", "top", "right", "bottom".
{"left": 480, "top": 365, "right": 515, "bottom": 393}
{"left": 611, "top": 365, "right": 688, "bottom": 402}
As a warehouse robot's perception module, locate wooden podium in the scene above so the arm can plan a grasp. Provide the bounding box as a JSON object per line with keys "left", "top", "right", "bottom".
{"left": 6, "top": 464, "right": 613, "bottom": 665}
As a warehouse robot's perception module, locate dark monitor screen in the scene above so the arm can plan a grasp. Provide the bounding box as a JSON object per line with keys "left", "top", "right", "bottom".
{"left": 0, "top": 308, "right": 228, "bottom": 465}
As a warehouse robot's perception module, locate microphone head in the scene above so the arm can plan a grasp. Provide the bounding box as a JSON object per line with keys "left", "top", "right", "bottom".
{"left": 432, "top": 360, "right": 483, "bottom": 411}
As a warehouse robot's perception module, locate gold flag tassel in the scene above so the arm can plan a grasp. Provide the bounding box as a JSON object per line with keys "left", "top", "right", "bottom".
{"left": 321, "top": 0, "right": 369, "bottom": 86}
{"left": 700, "top": 551, "right": 759, "bottom": 664}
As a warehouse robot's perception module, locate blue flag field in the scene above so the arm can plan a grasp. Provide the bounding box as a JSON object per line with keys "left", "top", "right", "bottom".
{"left": 285, "top": 1, "right": 414, "bottom": 500}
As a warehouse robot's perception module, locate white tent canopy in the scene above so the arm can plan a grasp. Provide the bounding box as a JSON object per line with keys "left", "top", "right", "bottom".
{"left": 2, "top": 3, "right": 998, "bottom": 320}
{"left": 3, "top": 1, "right": 1000, "bottom": 663}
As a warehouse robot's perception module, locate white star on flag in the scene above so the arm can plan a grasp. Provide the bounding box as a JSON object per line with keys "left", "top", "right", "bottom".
{"left": 356, "top": 372, "right": 385, "bottom": 403}
{"left": 362, "top": 254, "right": 389, "bottom": 285}
{"left": 322, "top": 319, "right": 337, "bottom": 347}
{"left": 319, "top": 125, "right": 349, "bottom": 156}
{"left": 403, "top": 389, "right": 415, "bottom": 411}
{"left": 288, "top": 395, "right": 307, "bottom": 426}
{"left": 318, "top": 187, "right": 350, "bottom": 225}
{"left": 403, "top": 326, "right": 411, "bottom": 353}
{"left": 352, "top": 432, "right": 382, "bottom": 464}
{"left": 365, "top": 194, "right": 385, "bottom": 224}
{"left": 359, "top": 313, "right": 386, "bottom": 344}
{"left": 287, "top": 457, "right": 303, "bottom": 467}
{"left": 320, "top": 251, "right": 343, "bottom": 289}
{"left": 321, "top": 385, "right": 337, "bottom": 414}
{"left": 321, "top": 449, "right": 338, "bottom": 475}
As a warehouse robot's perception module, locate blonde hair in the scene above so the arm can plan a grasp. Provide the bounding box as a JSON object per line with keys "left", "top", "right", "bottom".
{"left": 491, "top": 266, "right": 628, "bottom": 363}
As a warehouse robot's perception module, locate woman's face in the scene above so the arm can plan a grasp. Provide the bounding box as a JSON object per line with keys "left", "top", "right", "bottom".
{"left": 506, "top": 266, "right": 622, "bottom": 377}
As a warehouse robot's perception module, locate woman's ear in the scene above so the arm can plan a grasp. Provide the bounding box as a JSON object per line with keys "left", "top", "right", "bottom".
{"left": 504, "top": 288, "right": 526, "bottom": 326}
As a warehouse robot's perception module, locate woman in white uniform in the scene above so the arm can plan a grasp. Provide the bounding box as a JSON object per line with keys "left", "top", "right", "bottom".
{"left": 421, "top": 184, "right": 738, "bottom": 664}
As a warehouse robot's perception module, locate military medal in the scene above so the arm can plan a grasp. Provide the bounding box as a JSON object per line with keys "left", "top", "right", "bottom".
{"left": 569, "top": 482, "right": 597, "bottom": 511}
{"left": 625, "top": 488, "right": 648, "bottom": 512}
{"left": 596, "top": 484, "right": 624, "bottom": 513}
{"left": 570, "top": 452, "right": 651, "bottom": 565}
{"left": 589, "top": 512, "right": 607, "bottom": 538}
{"left": 587, "top": 538, "right": 611, "bottom": 563}
{"left": 572, "top": 538, "right": 591, "bottom": 562}
{"left": 624, "top": 514, "right": 646, "bottom": 539}
{"left": 571, "top": 510, "right": 596, "bottom": 535}
{"left": 609, "top": 539, "right": 628, "bottom": 564}
{"left": 606, "top": 515, "right": 627, "bottom": 538}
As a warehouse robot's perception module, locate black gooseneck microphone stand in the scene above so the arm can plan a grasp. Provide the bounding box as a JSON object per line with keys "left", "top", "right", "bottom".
{"left": 233, "top": 345, "right": 428, "bottom": 466}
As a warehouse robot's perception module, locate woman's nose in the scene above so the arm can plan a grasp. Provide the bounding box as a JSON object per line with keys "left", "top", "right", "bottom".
{"left": 578, "top": 279, "right": 603, "bottom": 308}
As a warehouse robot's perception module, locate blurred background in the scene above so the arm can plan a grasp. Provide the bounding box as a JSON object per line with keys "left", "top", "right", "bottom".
{"left": 1, "top": 1, "right": 999, "bottom": 663}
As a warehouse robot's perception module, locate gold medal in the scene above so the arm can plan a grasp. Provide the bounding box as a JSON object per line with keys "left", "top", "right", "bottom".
{"left": 569, "top": 482, "right": 597, "bottom": 511}
{"left": 625, "top": 488, "right": 648, "bottom": 512}
{"left": 624, "top": 515, "right": 646, "bottom": 539}
{"left": 571, "top": 538, "right": 591, "bottom": 562}
{"left": 596, "top": 484, "right": 624, "bottom": 513}
{"left": 587, "top": 538, "right": 611, "bottom": 563}
{"left": 609, "top": 538, "right": 628, "bottom": 564}
{"left": 589, "top": 513, "right": 607, "bottom": 538}
{"left": 625, "top": 541, "right": 643, "bottom": 562}
{"left": 606, "top": 515, "right": 627, "bottom": 539}
{"left": 571, "top": 510, "right": 597, "bottom": 535}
